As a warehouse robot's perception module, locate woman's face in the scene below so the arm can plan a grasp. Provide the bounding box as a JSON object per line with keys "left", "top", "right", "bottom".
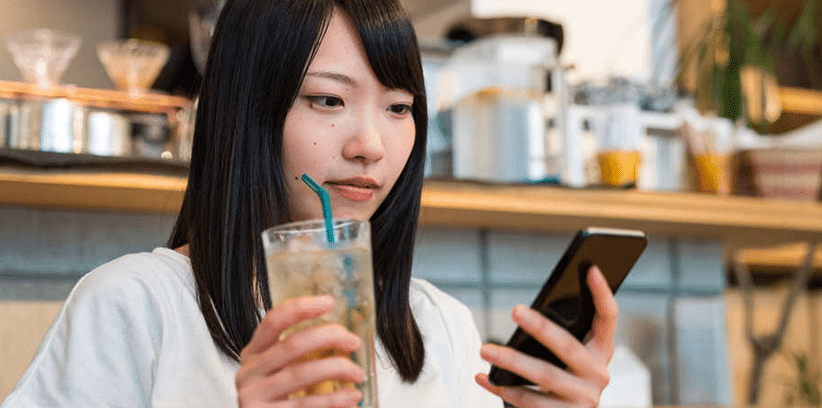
{"left": 282, "top": 9, "right": 416, "bottom": 222}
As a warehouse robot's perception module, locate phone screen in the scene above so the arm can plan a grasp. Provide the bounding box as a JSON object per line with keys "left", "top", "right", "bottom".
{"left": 488, "top": 227, "right": 647, "bottom": 387}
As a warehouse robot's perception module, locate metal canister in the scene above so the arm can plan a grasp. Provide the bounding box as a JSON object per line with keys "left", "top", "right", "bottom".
{"left": 12, "top": 98, "right": 84, "bottom": 153}
{"left": 86, "top": 109, "right": 131, "bottom": 156}
{"left": 14, "top": 99, "right": 42, "bottom": 150}
{"left": 39, "top": 98, "right": 84, "bottom": 153}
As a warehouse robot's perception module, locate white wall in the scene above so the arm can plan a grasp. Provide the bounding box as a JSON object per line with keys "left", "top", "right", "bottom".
{"left": 0, "top": 0, "right": 121, "bottom": 89}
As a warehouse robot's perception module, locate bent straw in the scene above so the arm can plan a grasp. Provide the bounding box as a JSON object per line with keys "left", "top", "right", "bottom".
{"left": 300, "top": 173, "right": 334, "bottom": 244}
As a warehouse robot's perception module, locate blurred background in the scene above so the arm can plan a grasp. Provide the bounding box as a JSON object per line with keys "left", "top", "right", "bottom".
{"left": 1, "top": 0, "right": 821, "bottom": 407}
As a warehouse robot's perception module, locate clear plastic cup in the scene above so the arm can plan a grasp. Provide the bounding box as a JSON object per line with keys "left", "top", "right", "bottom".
{"left": 261, "top": 219, "right": 378, "bottom": 406}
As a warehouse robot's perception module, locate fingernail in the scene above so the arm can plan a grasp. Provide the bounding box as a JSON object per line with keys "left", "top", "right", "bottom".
{"left": 590, "top": 265, "right": 604, "bottom": 282}
{"left": 345, "top": 389, "right": 363, "bottom": 405}
{"left": 512, "top": 304, "right": 534, "bottom": 323}
{"left": 475, "top": 373, "right": 490, "bottom": 386}
{"left": 350, "top": 334, "right": 363, "bottom": 350}
{"left": 480, "top": 344, "right": 499, "bottom": 360}
{"left": 299, "top": 295, "right": 333, "bottom": 309}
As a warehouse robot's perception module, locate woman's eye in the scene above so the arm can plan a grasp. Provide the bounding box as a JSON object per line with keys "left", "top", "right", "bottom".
{"left": 308, "top": 95, "right": 344, "bottom": 108}
{"left": 388, "top": 103, "right": 412, "bottom": 115}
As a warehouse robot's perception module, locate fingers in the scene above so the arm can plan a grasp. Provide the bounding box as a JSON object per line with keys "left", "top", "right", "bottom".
{"left": 586, "top": 265, "right": 619, "bottom": 360}
{"left": 273, "top": 356, "right": 365, "bottom": 396}
{"left": 242, "top": 295, "right": 335, "bottom": 358}
{"left": 480, "top": 342, "right": 587, "bottom": 399}
{"left": 510, "top": 304, "right": 602, "bottom": 381}
{"left": 271, "top": 388, "right": 362, "bottom": 408}
{"left": 277, "top": 388, "right": 362, "bottom": 408}
{"left": 477, "top": 266, "right": 620, "bottom": 406}
{"left": 237, "top": 323, "right": 362, "bottom": 383}
{"left": 235, "top": 295, "right": 366, "bottom": 406}
{"left": 475, "top": 373, "right": 579, "bottom": 408}
{"left": 237, "top": 355, "right": 365, "bottom": 405}
{"left": 239, "top": 385, "right": 362, "bottom": 407}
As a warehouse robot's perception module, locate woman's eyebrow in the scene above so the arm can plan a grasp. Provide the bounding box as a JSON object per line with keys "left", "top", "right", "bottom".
{"left": 305, "top": 71, "right": 355, "bottom": 86}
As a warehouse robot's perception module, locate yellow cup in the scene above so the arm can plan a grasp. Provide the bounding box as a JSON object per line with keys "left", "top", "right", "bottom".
{"left": 598, "top": 150, "right": 641, "bottom": 187}
{"left": 693, "top": 153, "right": 730, "bottom": 194}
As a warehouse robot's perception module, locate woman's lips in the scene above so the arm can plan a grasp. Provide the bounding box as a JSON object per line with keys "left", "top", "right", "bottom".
{"left": 326, "top": 178, "right": 379, "bottom": 202}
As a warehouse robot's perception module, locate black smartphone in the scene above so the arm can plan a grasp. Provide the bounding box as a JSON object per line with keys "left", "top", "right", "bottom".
{"left": 488, "top": 227, "right": 648, "bottom": 387}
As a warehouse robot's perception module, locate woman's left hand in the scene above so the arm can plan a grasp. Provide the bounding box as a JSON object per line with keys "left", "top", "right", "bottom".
{"left": 475, "top": 265, "right": 618, "bottom": 408}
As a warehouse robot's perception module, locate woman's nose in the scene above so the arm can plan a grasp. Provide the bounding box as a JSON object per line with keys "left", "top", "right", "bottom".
{"left": 342, "top": 117, "right": 385, "bottom": 165}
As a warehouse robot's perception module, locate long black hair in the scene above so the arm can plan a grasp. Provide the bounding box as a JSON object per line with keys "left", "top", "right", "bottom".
{"left": 167, "top": 0, "right": 428, "bottom": 382}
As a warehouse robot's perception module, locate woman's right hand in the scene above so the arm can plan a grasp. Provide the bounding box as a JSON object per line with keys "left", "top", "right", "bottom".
{"left": 235, "top": 295, "right": 365, "bottom": 407}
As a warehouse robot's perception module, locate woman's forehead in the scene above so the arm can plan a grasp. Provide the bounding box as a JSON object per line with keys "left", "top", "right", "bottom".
{"left": 305, "top": 10, "right": 374, "bottom": 85}
{"left": 304, "top": 5, "right": 420, "bottom": 98}
{"left": 312, "top": 9, "right": 364, "bottom": 61}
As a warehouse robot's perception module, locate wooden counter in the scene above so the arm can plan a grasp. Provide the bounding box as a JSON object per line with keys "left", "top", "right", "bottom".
{"left": 3, "top": 166, "right": 822, "bottom": 248}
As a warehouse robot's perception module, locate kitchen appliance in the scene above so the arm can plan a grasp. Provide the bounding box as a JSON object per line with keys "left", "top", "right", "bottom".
{"left": 445, "top": 16, "right": 564, "bottom": 53}
{"left": 440, "top": 34, "right": 566, "bottom": 183}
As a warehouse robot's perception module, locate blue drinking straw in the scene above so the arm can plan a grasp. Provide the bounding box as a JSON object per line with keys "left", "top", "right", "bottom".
{"left": 302, "top": 174, "right": 357, "bottom": 383}
{"left": 300, "top": 174, "right": 334, "bottom": 244}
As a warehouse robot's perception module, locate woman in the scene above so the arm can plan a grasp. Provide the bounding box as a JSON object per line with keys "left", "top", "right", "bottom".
{"left": 1, "top": 0, "right": 616, "bottom": 407}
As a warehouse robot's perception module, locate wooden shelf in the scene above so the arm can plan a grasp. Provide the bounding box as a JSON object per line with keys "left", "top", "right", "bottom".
{"left": 419, "top": 180, "right": 822, "bottom": 247}
{"left": 0, "top": 167, "right": 186, "bottom": 213}
{"left": 3, "top": 167, "right": 822, "bottom": 248}
{"left": 0, "top": 80, "right": 191, "bottom": 115}
{"left": 780, "top": 86, "right": 822, "bottom": 117}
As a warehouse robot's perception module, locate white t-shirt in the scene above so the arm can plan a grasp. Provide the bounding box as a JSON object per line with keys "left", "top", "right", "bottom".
{"left": 2, "top": 248, "right": 502, "bottom": 408}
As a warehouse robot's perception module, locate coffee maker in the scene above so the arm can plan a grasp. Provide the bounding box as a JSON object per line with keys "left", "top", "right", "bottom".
{"left": 435, "top": 17, "right": 569, "bottom": 184}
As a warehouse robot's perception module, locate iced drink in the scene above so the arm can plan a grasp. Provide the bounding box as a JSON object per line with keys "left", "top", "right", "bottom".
{"left": 261, "top": 219, "right": 377, "bottom": 407}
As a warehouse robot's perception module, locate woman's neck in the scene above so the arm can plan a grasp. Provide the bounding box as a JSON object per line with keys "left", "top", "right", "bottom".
{"left": 175, "top": 244, "right": 190, "bottom": 257}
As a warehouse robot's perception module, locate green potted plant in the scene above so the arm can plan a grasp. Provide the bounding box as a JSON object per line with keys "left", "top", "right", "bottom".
{"left": 678, "top": 0, "right": 820, "bottom": 132}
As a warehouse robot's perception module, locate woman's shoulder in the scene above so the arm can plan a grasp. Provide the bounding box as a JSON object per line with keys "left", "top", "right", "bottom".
{"left": 409, "top": 278, "right": 463, "bottom": 308}
{"left": 69, "top": 247, "right": 194, "bottom": 309}
{"left": 2, "top": 248, "right": 206, "bottom": 407}
{"left": 408, "top": 278, "right": 477, "bottom": 334}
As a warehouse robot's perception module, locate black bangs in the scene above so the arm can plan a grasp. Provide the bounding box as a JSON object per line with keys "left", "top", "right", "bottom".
{"left": 341, "top": 0, "right": 426, "bottom": 99}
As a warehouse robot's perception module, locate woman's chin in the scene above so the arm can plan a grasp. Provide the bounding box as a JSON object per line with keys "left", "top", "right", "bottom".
{"left": 330, "top": 206, "right": 376, "bottom": 222}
